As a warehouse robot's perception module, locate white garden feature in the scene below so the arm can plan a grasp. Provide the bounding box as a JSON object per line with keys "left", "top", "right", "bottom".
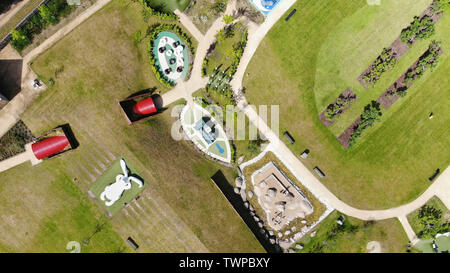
{"left": 100, "top": 159, "right": 143, "bottom": 206}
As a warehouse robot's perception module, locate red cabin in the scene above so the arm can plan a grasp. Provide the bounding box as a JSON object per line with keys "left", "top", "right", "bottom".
{"left": 31, "top": 135, "right": 70, "bottom": 160}
{"left": 133, "top": 97, "right": 157, "bottom": 115}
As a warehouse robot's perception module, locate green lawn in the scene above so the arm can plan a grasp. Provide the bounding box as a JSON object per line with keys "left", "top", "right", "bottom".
{"left": 295, "top": 211, "right": 410, "bottom": 253}
{"left": 147, "top": 0, "right": 190, "bottom": 13}
{"left": 89, "top": 158, "right": 146, "bottom": 216}
{"left": 243, "top": 0, "right": 450, "bottom": 209}
{"left": 414, "top": 236, "right": 450, "bottom": 253}
{"left": 0, "top": 0, "right": 263, "bottom": 252}
{"left": 407, "top": 196, "right": 450, "bottom": 238}
{"left": 0, "top": 159, "right": 128, "bottom": 252}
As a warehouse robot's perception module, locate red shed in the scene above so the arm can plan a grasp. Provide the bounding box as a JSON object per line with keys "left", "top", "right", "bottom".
{"left": 32, "top": 136, "right": 70, "bottom": 160}
{"left": 133, "top": 97, "right": 157, "bottom": 115}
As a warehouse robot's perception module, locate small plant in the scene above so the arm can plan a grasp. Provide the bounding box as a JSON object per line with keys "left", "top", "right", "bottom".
{"left": 222, "top": 14, "right": 234, "bottom": 25}
{"left": 214, "top": 1, "right": 227, "bottom": 13}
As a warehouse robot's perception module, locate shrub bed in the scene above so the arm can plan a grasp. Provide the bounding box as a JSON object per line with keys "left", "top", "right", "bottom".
{"left": 202, "top": 21, "right": 248, "bottom": 78}
{"left": 347, "top": 101, "right": 382, "bottom": 148}
{"left": 0, "top": 120, "right": 35, "bottom": 161}
{"left": 148, "top": 23, "right": 195, "bottom": 87}
{"left": 361, "top": 48, "right": 397, "bottom": 87}
{"left": 400, "top": 16, "right": 435, "bottom": 46}
{"left": 136, "top": 0, "right": 178, "bottom": 21}
{"left": 11, "top": 0, "right": 76, "bottom": 52}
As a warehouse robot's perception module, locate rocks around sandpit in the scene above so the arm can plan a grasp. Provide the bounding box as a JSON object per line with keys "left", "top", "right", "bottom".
{"left": 247, "top": 190, "right": 254, "bottom": 199}
{"left": 295, "top": 243, "right": 303, "bottom": 250}
{"left": 235, "top": 176, "right": 243, "bottom": 187}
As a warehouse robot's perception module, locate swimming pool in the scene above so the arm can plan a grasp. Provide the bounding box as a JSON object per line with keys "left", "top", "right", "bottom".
{"left": 248, "top": 0, "right": 283, "bottom": 16}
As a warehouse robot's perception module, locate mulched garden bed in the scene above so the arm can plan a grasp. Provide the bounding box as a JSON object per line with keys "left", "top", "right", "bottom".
{"left": 0, "top": 120, "right": 35, "bottom": 161}
{"left": 358, "top": 1, "right": 444, "bottom": 89}
{"left": 318, "top": 89, "right": 357, "bottom": 127}
{"left": 339, "top": 42, "right": 443, "bottom": 148}
{"left": 337, "top": 117, "right": 361, "bottom": 148}
{"left": 378, "top": 44, "right": 443, "bottom": 109}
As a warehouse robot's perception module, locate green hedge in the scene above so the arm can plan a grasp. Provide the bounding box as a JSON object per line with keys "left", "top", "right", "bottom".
{"left": 11, "top": 0, "right": 75, "bottom": 52}
{"left": 348, "top": 101, "right": 382, "bottom": 148}
{"left": 136, "top": 0, "right": 178, "bottom": 21}
{"left": 148, "top": 23, "right": 195, "bottom": 88}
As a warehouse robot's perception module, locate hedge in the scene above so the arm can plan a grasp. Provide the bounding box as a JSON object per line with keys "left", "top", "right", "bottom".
{"left": 148, "top": 24, "right": 195, "bottom": 87}
{"left": 136, "top": 0, "right": 178, "bottom": 21}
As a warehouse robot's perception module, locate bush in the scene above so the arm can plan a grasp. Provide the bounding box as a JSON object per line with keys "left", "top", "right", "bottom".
{"left": 400, "top": 16, "right": 435, "bottom": 46}
{"left": 11, "top": 0, "right": 75, "bottom": 52}
{"left": 222, "top": 14, "right": 234, "bottom": 25}
{"left": 136, "top": 0, "right": 178, "bottom": 21}
{"left": 363, "top": 48, "right": 397, "bottom": 86}
{"left": 348, "top": 101, "right": 382, "bottom": 147}
{"left": 404, "top": 41, "right": 441, "bottom": 86}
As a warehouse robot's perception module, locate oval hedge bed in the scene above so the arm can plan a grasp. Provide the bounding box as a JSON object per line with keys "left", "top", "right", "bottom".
{"left": 148, "top": 23, "right": 195, "bottom": 87}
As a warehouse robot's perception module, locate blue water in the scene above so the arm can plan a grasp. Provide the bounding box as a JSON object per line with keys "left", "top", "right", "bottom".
{"left": 248, "top": 0, "right": 282, "bottom": 16}
{"left": 216, "top": 143, "right": 225, "bottom": 154}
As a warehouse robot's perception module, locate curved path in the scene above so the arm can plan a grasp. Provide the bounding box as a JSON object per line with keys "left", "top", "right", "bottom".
{"left": 162, "top": 0, "right": 450, "bottom": 243}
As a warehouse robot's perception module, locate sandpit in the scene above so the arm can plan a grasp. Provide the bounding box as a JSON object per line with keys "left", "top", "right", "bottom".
{"left": 251, "top": 162, "right": 314, "bottom": 231}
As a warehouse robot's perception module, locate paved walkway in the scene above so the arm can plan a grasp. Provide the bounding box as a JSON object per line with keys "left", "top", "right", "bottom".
{"left": 161, "top": 0, "right": 450, "bottom": 243}
{"left": 0, "top": 0, "right": 113, "bottom": 138}
{"left": 0, "top": 0, "right": 447, "bottom": 245}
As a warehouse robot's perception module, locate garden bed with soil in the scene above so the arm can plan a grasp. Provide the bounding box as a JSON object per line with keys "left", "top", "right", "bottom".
{"left": 358, "top": 1, "right": 444, "bottom": 89}
{"left": 378, "top": 42, "right": 443, "bottom": 109}
{"left": 318, "top": 88, "right": 356, "bottom": 127}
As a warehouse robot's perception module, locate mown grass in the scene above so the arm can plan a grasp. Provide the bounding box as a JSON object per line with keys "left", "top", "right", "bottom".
{"left": 0, "top": 160, "right": 128, "bottom": 252}
{"left": 295, "top": 211, "right": 410, "bottom": 253}
{"left": 0, "top": 0, "right": 263, "bottom": 252}
{"left": 243, "top": 0, "right": 450, "bottom": 209}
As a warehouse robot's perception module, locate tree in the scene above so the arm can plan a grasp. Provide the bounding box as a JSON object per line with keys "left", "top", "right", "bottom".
{"left": 10, "top": 29, "right": 30, "bottom": 51}
{"left": 39, "top": 5, "right": 57, "bottom": 25}
{"left": 418, "top": 205, "right": 443, "bottom": 239}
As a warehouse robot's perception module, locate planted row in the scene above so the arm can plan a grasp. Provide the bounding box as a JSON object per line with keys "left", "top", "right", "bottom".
{"left": 324, "top": 93, "right": 355, "bottom": 121}
{"left": 348, "top": 101, "right": 382, "bottom": 148}
{"left": 404, "top": 41, "right": 441, "bottom": 87}
{"left": 11, "top": 0, "right": 75, "bottom": 52}
{"left": 136, "top": 0, "right": 178, "bottom": 21}
{"left": 148, "top": 24, "right": 195, "bottom": 87}
{"left": 400, "top": 16, "right": 435, "bottom": 46}
{"left": 361, "top": 48, "right": 397, "bottom": 87}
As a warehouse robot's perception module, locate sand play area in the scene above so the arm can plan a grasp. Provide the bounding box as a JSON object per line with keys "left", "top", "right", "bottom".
{"left": 251, "top": 162, "right": 314, "bottom": 231}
